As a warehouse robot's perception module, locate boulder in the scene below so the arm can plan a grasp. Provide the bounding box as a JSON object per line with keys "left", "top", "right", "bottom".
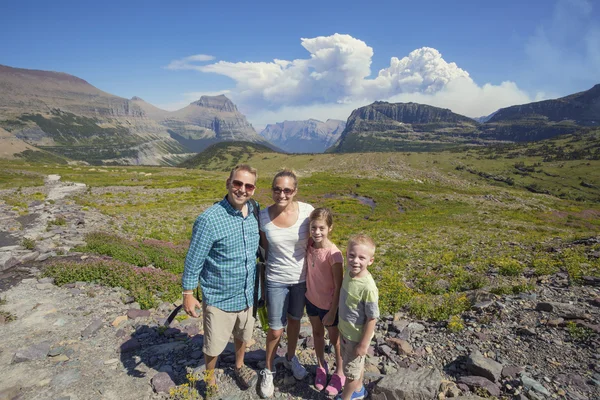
{"left": 466, "top": 350, "right": 503, "bottom": 382}
{"left": 370, "top": 368, "right": 443, "bottom": 400}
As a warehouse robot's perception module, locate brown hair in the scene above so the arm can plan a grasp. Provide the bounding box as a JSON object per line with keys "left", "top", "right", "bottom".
{"left": 229, "top": 164, "right": 257, "bottom": 181}
{"left": 272, "top": 168, "right": 297, "bottom": 189}
{"left": 309, "top": 207, "right": 334, "bottom": 227}
{"left": 347, "top": 233, "right": 376, "bottom": 254}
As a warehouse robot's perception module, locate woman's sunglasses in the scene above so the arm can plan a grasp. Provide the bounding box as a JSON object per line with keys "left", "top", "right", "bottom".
{"left": 272, "top": 187, "right": 295, "bottom": 195}
{"left": 231, "top": 180, "right": 256, "bottom": 191}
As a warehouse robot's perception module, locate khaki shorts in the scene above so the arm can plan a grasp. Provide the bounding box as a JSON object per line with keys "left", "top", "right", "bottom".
{"left": 202, "top": 302, "right": 255, "bottom": 357}
{"left": 340, "top": 336, "right": 366, "bottom": 380}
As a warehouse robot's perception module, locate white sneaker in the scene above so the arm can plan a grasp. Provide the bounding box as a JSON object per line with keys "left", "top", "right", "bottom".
{"left": 259, "top": 368, "right": 274, "bottom": 398}
{"left": 284, "top": 355, "right": 307, "bottom": 380}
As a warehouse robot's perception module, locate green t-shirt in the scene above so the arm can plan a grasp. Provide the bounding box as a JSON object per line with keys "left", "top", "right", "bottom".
{"left": 338, "top": 271, "right": 380, "bottom": 342}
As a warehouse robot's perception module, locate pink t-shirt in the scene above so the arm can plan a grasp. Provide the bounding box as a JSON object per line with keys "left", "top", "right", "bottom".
{"left": 305, "top": 240, "right": 344, "bottom": 310}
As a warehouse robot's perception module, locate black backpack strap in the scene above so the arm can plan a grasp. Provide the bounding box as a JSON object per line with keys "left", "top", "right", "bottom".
{"left": 249, "top": 199, "right": 264, "bottom": 319}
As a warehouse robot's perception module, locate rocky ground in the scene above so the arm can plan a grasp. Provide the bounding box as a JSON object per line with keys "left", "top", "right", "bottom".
{"left": 1, "top": 176, "right": 599, "bottom": 400}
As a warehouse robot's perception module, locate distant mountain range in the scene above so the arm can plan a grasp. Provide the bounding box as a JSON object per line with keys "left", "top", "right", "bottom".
{"left": 0, "top": 64, "right": 272, "bottom": 165}
{"left": 329, "top": 84, "right": 600, "bottom": 153}
{"left": 0, "top": 63, "right": 598, "bottom": 163}
{"left": 259, "top": 119, "right": 346, "bottom": 153}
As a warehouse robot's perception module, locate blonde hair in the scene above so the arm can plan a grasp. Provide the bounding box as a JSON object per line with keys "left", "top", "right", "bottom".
{"left": 347, "top": 233, "right": 376, "bottom": 254}
{"left": 272, "top": 168, "right": 298, "bottom": 189}
{"left": 309, "top": 207, "right": 334, "bottom": 227}
{"left": 229, "top": 164, "right": 257, "bottom": 181}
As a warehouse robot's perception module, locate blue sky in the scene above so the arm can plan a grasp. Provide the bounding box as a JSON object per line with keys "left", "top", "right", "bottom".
{"left": 1, "top": 0, "right": 599, "bottom": 128}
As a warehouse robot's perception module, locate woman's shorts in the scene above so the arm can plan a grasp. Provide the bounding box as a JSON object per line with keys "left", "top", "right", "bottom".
{"left": 266, "top": 280, "right": 306, "bottom": 330}
{"left": 305, "top": 297, "right": 339, "bottom": 327}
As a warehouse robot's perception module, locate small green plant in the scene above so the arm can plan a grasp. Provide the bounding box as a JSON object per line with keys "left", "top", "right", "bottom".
{"left": 0, "top": 310, "right": 17, "bottom": 323}
{"left": 169, "top": 373, "right": 201, "bottom": 400}
{"left": 175, "top": 314, "right": 189, "bottom": 322}
{"left": 494, "top": 257, "right": 525, "bottom": 276}
{"left": 447, "top": 315, "right": 465, "bottom": 332}
{"left": 49, "top": 216, "right": 67, "bottom": 226}
{"left": 21, "top": 238, "right": 36, "bottom": 250}
{"left": 408, "top": 293, "right": 470, "bottom": 321}
{"left": 566, "top": 321, "right": 594, "bottom": 342}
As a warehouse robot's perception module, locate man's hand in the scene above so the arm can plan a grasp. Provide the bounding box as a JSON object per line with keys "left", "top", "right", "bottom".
{"left": 183, "top": 294, "right": 201, "bottom": 318}
{"left": 354, "top": 341, "right": 369, "bottom": 357}
{"left": 322, "top": 310, "right": 335, "bottom": 327}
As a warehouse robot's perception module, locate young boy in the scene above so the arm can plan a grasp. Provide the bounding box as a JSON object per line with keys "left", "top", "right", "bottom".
{"left": 335, "top": 234, "right": 379, "bottom": 400}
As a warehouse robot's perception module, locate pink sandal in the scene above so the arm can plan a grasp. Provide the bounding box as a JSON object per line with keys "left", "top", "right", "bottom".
{"left": 325, "top": 373, "right": 345, "bottom": 397}
{"left": 315, "top": 363, "right": 328, "bottom": 390}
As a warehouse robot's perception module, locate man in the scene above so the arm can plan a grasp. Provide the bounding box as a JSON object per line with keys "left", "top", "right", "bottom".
{"left": 182, "top": 164, "right": 260, "bottom": 394}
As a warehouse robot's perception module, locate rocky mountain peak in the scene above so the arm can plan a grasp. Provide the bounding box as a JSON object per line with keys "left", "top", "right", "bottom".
{"left": 130, "top": 96, "right": 144, "bottom": 101}
{"left": 191, "top": 95, "right": 237, "bottom": 112}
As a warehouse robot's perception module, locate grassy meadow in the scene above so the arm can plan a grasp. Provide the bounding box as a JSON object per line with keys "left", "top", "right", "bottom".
{"left": 1, "top": 131, "right": 599, "bottom": 317}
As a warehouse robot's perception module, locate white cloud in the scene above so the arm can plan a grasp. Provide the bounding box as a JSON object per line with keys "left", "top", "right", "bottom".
{"left": 168, "top": 33, "right": 537, "bottom": 123}
{"left": 165, "top": 54, "right": 215, "bottom": 70}
{"left": 525, "top": 0, "right": 600, "bottom": 92}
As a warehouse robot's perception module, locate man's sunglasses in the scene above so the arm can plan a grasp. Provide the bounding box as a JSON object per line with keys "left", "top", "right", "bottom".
{"left": 231, "top": 180, "right": 256, "bottom": 191}
{"left": 272, "top": 187, "right": 295, "bottom": 195}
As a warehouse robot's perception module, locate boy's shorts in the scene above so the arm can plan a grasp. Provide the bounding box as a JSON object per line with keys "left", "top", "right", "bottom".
{"left": 305, "top": 297, "right": 339, "bottom": 327}
{"left": 340, "top": 336, "right": 366, "bottom": 380}
{"left": 266, "top": 280, "right": 306, "bottom": 330}
{"left": 202, "top": 302, "right": 254, "bottom": 357}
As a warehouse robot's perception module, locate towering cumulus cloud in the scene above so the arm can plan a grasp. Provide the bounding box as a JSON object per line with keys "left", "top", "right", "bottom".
{"left": 166, "top": 33, "right": 534, "bottom": 124}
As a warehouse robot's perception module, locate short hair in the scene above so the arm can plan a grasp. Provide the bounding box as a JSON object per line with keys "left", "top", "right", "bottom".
{"left": 347, "top": 233, "right": 376, "bottom": 255}
{"left": 229, "top": 164, "right": 257, "bottom": 182}
{"left": 272, "top": 168, "right": 297, "bottom": 189}
{"left": 309, "top": 207, "right": 334, "bottom": 227}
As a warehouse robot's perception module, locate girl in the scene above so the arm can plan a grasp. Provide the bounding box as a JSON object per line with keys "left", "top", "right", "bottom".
{"left": 305, "top": 207, "right": 345, "bottom": 396}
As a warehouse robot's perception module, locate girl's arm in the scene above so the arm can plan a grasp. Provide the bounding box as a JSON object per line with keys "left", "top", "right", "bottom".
{"left": 322, "top": 261, "right": 343, "bottom": 326}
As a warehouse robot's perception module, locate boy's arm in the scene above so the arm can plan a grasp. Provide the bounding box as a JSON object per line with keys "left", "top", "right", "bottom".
{"left": 355, "top": 317, "right": 376, "bottom": 356}
{"left": 323, "top": 261, "right": 343, "bottom": 326}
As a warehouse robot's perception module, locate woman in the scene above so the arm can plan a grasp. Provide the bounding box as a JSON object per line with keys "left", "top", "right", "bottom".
{"left": 258, "top": 169, "right": 314, "bottom": 398}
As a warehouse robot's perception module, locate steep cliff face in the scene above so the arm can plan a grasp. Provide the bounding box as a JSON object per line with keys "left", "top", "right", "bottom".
{"left": 488, "top": 84, "right": 600, "bottom": 125}
{"left": 163, "top": 95, "right": 273, "bottom": 152}
{"left": 0, "top": 64, "right": 187, "bottom": 165}
{"left": 259, "top": 119, "right": 346, "bottom": 153}
{"left": 0, "top": 64, "right": 275, "bottom": 163}
{"left": 331, "top": 102, "right": 480, "bottom": 153}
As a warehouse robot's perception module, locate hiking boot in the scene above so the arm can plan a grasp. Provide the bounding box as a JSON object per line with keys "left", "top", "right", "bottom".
{"left": 259, "top": 368, "right": 274, "bottom": 398}
{"left": 283, "top": 354, "right": 307, "bottom": 380}
{"left": 234, "top": 364, "right": 258, "bottom": 389}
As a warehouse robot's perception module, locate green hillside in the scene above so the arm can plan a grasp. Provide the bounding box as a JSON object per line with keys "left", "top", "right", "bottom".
{"left": 178, "top": 141, "right": 278, "bottom": 171}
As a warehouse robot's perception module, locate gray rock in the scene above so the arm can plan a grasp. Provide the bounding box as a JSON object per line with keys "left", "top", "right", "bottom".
{"left": 521, "top": 374, "right": 551, "bottom": 396}
{"left": 36, "top": 252, "right": 56, "bottom": 262}
{"left": 127, "top": 309, "right": 150, "bottom": 319}
{"left": 81, "top": 318, "right": 104, "bottom": 338}
{"left": 0, "top": 252, "right": 18, "bottom": 271}
{"left": 466, "top": 350, "right": 503, "bottom": 382}
{"left": 13, "top": 341, "right": 52, "bottom": 363}
{"left": 51, "top": 369, "right": 81, "bottom": 389}
{"left": 457, "top": 375, "right": 500, "bottom": 397}
{"left": 151, "top": 372, "right": 176, "bottom": 394}
{"left": 370, "top": 368, "right": 443, "bottom": 400}
{"left": 406, "top": 322, "right": 425, "bottom": 333}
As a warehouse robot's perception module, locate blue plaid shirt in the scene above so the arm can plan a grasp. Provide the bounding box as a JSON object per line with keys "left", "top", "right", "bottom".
{"left": 182, "top": 197, "right": 260, "bottom": 311}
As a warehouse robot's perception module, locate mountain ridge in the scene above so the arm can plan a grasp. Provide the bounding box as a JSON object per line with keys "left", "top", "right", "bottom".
{"left": 259, "top": 118, "right": 346, "bottom": 153}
